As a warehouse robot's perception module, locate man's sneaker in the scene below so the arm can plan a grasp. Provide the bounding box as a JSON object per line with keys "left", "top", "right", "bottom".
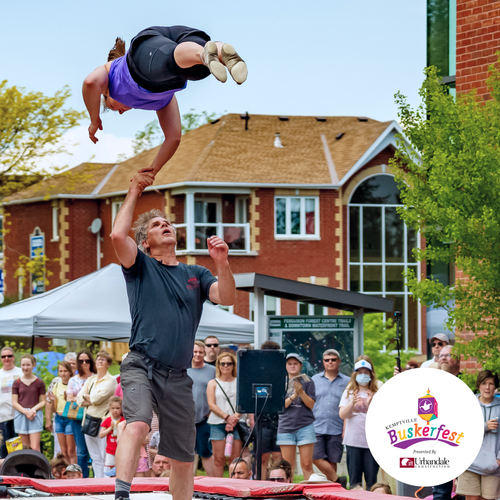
{"left": 201, "top": 41, "right": 227, "bottom": 83}
{"left": 221, "top": 44, "right": 248, "bottom": 84}
{"left": 335, "top": 476, "right": 348, "bottom": 489}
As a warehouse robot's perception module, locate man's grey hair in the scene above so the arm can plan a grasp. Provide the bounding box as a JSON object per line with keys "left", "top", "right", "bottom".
{"left": 1, "top": 346, "right": 15, "bottom": 355}
{"left": 64, "top": 352, "right": 77, "bottom": 362}
{"left": 323, "top": 349, "right": 340, "bottom": 359}
{"left": 133, "top": 209, "right": 173, "bottom": 255}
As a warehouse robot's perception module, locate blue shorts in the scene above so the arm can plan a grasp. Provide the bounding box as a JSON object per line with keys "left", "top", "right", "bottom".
{"left": 14, "top": 410, "right": 43, "bottom": 435}
{"left": 277, "top": 423, "right": 316, "bottom": 446}
{"left": 195, "top": 418, "right": 212, "bottom": 458}
{"left": 55, "top": 413, "right": 73, "bottom": 435}
{"left": 209, "top": 423, "right": 240, "bottom": 442}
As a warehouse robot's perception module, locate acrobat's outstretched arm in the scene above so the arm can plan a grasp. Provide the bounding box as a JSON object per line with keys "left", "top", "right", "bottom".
{"left": 147, "top": 95, "right": 182, "bottom": 176}
{"left": 82, "top": 66, "right": 109, "bottom": 144}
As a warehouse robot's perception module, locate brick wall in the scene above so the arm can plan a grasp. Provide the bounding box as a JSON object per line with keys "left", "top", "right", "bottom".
{"left": 456, "top": 0, "right": 500, "bottom": 98}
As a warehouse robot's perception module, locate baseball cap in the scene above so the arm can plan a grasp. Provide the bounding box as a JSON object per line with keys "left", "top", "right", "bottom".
{"left": 430, "top": 333, "right": 449, "bottom": 344}
{"left": 323, "top": 349, "right": 340, "bottom": 359}
{"left": 286, "top": 353, "right": 303, "bottom": 363}
{"left": 354, "top": 359, "right": 372, "bottom": 372}
{"left": 63, "top": 464, "right": 82, "bottom": 475}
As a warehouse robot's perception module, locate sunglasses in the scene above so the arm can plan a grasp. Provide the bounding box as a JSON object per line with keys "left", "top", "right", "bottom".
{"left": 268, "top": 477, "right": 286, "bottom": 482}
{"left": 1, "top": 355, "right": 13, "bottom": 359}
{"left": 431, "top": 342, "right": 445, "bottom": 347}
{"left": 323, "top": 358, "right": 339, "bottom": 363}
{"left": 206, "top": 344, "right": 219, "bottom": 348}
{"left": 220, "top": 362, "right": 234, "bottom": 367}
{"left": 79, "top": 359, "right": 91, "bottom": 364}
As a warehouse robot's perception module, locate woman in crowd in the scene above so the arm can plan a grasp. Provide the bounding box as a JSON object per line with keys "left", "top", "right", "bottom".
{"left": 371, "top": 483, "right": 393, "bottom": 494}
{"left": 52, "top": 361, "right": 77, "bottom": 465}
{"left": 339, "top": 355, "right": 383, "bottom": 490}
{"left": 11, "top": 354, "right": 46, "bottom": 451}
{"left": 66, "top": 350, "right": 96, "bottom": 478}
{"left": 277, "top": 353, "right": 316, "bottom": 480}
{"left": 268, "top": 459, "right": 293, "bottom": 483}
{"left": 457, "top": 370, "right": 500, "bottom": 500}
{"left": 207, "top": 351, "right": 241, "bottom": 477}
{"left": 77, "top": 351, "right": 117, "bottom": 478}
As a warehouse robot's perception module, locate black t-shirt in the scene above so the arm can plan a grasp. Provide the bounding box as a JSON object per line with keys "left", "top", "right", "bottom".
{"left": 123, "top": 250, "right": 217, "bottom": 370}
{"left": 205, "top": 359, "right": 216, "bottom": 367}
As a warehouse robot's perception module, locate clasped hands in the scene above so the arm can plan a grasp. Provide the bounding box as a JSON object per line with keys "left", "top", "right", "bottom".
{"left": 225, "top": 414, "right": 239, "bottom": 432}
{"left": 130, "top": 167, "right": 156, "bottom": 195}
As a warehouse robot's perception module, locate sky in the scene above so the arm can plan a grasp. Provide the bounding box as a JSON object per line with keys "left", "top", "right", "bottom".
{"left": 0, "top": 0, "right": 426, "bottom": 171}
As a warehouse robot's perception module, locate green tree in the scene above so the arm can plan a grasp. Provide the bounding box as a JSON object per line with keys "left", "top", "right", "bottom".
{"left": 130, "top": 109, "right": 220, "bottom": 157}
{"left": 391, "top": 61, "right": 500, "bottom": 384}
{"left": 0, "top": 81, "right": 84, "bottom": 197}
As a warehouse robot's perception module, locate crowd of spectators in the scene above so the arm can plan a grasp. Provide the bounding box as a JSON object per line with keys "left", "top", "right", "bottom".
{"left": 0, "top": 331, "right": 497, "bottom": 496}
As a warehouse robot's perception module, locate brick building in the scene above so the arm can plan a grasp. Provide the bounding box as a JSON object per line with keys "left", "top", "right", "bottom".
{"left": 1, "top": 113, "right": 426, "bottom": 354}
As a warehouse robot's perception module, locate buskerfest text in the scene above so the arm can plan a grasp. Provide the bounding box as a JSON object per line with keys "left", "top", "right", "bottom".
{"left": 387, "top": 423, "right": 465, "bottom": 449}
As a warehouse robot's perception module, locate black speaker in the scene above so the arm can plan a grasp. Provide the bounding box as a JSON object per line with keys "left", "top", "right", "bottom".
{"left": 236, "top": 349, "right": 287, "bottom": 414}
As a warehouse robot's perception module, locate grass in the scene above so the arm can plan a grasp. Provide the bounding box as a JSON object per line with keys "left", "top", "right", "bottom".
{"left": 108, "top": 363, "right": 120, "bottom": 376}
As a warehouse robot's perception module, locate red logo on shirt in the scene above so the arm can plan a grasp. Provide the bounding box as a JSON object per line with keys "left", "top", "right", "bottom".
{"left": 187, "top": 277, "right": 200, "bottom": 290}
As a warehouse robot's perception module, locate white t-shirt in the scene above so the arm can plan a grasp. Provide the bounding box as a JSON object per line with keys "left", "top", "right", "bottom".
{"left": 339, "top": 380, "right": 383, "bottom": 449}
{"left": 420, "top": 358, "right": 436, "bottom": 368}
{"left": 0, "top": 367, "right": 23, "bottom": 423}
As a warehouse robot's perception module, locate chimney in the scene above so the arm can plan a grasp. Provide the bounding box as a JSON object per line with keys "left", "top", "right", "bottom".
{"left": 274, "top": 133, "right": 284, "bottom": 148}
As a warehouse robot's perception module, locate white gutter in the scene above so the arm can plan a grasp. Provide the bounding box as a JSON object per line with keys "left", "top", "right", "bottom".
{"left": 3, "top": 182, "right": 340, "bottom": 205}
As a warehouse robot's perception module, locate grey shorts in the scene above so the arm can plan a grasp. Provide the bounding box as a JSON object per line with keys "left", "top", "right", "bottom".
{"left": 120, "top": 351, "right": 195, "bottom": 462}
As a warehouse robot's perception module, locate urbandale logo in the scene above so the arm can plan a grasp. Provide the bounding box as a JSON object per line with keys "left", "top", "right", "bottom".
{"left": 400, "top": 458, "right": 414, "bottom": 468}
{"left": 387, "top": 389, "right": 465, "bottom": 449}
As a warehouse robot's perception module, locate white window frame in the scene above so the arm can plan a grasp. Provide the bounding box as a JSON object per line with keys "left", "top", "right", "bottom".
{"left": 111, "top": 201, "right": 124, "bottom": 228}
{"left": 249, "top": 293, "right": 281, "bottom": 321}
{"left": 235, "top": 196, "right": 248, "bottom": 224}
{"left": 51, "top": 206, "right": 59, "bottom": 242}
{"left": 195, "top": 197, "right": 222, "bottom": 223}
{"left": 274, "top": 196, "right": 320, "bottom": 240}
{"left": 347, "top": 174, "right": 421, "bottom": 352}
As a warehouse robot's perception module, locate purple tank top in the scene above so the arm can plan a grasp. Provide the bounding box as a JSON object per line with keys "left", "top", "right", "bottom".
{"left": 108, "top": 56, "right": 186, "bottom": 111}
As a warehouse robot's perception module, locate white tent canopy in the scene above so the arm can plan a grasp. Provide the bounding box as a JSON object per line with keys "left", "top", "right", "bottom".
{"left": 0, "top": 264, "right": 254, "bottom": 343}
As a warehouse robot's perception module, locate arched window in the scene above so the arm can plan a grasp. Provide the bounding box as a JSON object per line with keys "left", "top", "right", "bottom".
{"left": 348, "top": 175, "right": 420, "bottom": 350}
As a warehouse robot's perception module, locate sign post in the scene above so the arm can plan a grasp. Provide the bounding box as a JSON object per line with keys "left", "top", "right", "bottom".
{"left": 29, "top": 227, "right": 45, "bottom": 295}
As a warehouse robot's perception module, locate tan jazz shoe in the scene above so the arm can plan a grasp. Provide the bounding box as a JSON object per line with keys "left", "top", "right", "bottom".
{"left": 201, "top": 41, "right": 227, "bottom": 83}
{"left": 221, "top": 44, "right": 248, "bottom": 85}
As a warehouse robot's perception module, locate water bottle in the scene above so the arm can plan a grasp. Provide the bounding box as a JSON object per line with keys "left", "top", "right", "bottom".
{"left": 492, "top": 417, "right": 499, "bottom": 434}
{"left": 224, "top": 432, "right": 234, "bottom": 457}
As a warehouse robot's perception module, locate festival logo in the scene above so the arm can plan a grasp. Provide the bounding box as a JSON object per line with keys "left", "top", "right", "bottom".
{"left": 366, "top": 369, "right": 484, "bottom": 486}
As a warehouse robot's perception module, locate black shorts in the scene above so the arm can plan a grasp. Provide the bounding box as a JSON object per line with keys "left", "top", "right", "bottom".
{"left": 261, "top": 416, "right": 280, "bottom": 454}
{"left": 120, "top": 350, "right": 196, "bottom": 462}
{"left": 195, "top": 418, "right": 212, "bottom": 459}
{"left": 313, "top": 433, "right": 343, "bottom": 463}
{"left": 127, "top": 25, "right": 211, "bottom": 92}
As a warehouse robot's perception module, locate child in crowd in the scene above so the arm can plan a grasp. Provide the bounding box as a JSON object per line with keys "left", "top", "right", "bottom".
{"left": 117, "top": 419, "right": 149, "bottom": 477}
{"left": 50, "top": 453, "right": 68, "bottom": 479}
{"left": 99, "top": 396, "right": 125, "bottom": 472}
{"left": 370, "top": 483, "right": 393, "bottom": 494}
{"left": 63, "top": 464, "right": 84, "bottom": 479}
{"left": 11, "top": 354, "right": 46, "bottom": 452}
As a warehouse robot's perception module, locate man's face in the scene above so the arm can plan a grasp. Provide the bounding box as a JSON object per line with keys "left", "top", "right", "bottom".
{"left": 1, "top": 349, "right": 15, "bottom": 370}
{"left": 229, "top": 462, "right": 250, "bottom": 479}
{"left": 143, "top": 217, "right": 177, "bottom": 252}
{"left": 193, "top": 345, "right": 205, "bottom": 365}
{"left": 152, "top": 455, "right": 170, "bottom": 476}
{"left": 269, "top": 469, "right": 289, "bottom": 483}
{"left": 204, "top": 337, "right": 220, "bottom": 360}
{"left": 437, "top": 346, "right": 458, "bottom": 372}
{"left": 431, "top": 338, "right": 448, "bottom": 358}
{"left": 323, "top": 353, "right": 340, "bottom": 372}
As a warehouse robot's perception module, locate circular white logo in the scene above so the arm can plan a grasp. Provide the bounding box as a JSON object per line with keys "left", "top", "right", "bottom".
{"left": 366, "top": 368, "right": 484, "bottom": 486}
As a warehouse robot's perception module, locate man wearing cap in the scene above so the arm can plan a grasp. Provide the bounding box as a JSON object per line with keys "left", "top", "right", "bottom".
{"left": 421, "top": 333, "right": 449, "bottom": 368}
{"left": 311, "top": 349, "right": 348, "bottom": 486}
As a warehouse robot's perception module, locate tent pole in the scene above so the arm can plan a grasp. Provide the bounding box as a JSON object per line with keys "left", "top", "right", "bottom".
{"left": 31, "top": 336, "right": 35, "bottom": 354}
